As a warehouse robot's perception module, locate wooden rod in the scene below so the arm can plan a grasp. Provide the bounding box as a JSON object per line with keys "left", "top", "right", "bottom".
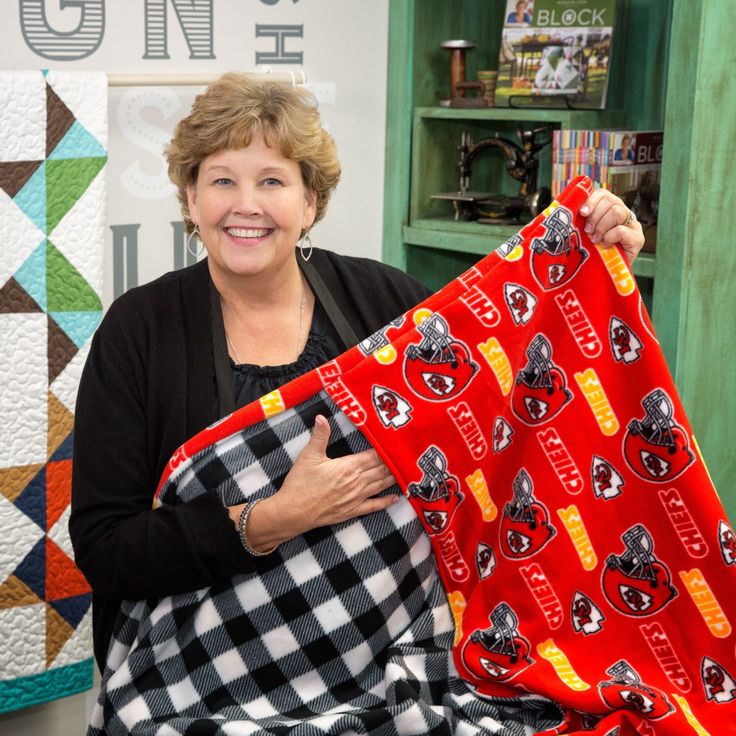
{"left": 106, "top": 70, "right": 306, "bottom": 87}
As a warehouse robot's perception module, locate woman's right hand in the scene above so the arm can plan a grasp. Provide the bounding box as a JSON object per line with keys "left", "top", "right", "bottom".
{"left": 240, "top": 415, "right": 399, "bottom": 553}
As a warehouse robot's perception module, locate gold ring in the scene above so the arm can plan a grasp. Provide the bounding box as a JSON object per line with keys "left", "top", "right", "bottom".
{"left": 623, "top": 209, "right": 636, "bottom": 227}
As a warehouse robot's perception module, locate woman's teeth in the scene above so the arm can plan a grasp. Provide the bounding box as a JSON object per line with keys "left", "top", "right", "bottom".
{"left": 227, "top": 227, "right": 270, "bottom": 238}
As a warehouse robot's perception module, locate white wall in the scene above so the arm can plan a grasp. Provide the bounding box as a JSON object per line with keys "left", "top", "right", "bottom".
{"left": 0, "top": 2, "right": 389, "bottom": 732}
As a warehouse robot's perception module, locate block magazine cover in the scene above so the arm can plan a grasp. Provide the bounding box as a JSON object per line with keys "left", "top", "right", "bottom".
{"left": 497, "top": 0, "right": 616, "bottom": 108}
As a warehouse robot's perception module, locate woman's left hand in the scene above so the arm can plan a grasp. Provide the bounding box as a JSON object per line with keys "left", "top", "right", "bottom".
{"left": 579, "top": 188, "right": 645, "bottom": 264}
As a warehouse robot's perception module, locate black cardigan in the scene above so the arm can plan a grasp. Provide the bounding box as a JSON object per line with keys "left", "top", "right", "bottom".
{"left": 69, "top": 249, "right": 431, "bottom": 670}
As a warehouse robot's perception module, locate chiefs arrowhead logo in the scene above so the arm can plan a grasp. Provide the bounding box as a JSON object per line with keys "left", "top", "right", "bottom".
{"left": 591, "top": 456, "right": 625, "bottom": 500}
{"left": 618, "top": 584, "right": 654, "bottom": 613}
{"left": 422, "top": 371, "right": 456, "bottom": 397}
{"left": 702, "top": 656, "right": 736, "bottom": 703}
{"left": 639, "top": 450, "right": 670, "bottom": 478}
{"left": 571, "top": 591, "right": 605, "bottom": 635}
{"left": 548, "top": 263, "right": 567, "bottom": 285}
{"left": 492, "top": 417, "right": 514, "bottom": 453}
{"left": 423, "top": 509, "right": 448, "bottom": 532}
{"left": 505, "top": 529, "right": 532, "bottom": 555}
{"left": 524, "top": 396, "right": 548, "bottom": 420}
{"left": 504, "top": 283, "right": 537, "bottom": 325}
{"left": 719, "top": 520, "right": 736, "bottom": 566}
{"left": 476, "top": 543, "right": 496, "bottom": 580}
{"left": 610, "top": 317, "right": 643, "bottom": 364}
{"left": 371, "top": 385, "right": 412, "bottom": 428}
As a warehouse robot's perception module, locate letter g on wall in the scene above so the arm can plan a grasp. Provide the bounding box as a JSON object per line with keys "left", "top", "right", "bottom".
{"left": 20, "top": 0, "right": 105, "bottom": 61}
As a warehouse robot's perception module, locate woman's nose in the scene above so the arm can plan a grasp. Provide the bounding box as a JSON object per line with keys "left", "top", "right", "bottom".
{"left": 232, "top": 185, "right": 262, "bottom": 216}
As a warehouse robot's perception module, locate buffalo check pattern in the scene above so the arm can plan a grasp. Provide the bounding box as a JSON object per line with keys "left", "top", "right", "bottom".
{"left": 90, "top": 391, "right": 564, "bottom": 735}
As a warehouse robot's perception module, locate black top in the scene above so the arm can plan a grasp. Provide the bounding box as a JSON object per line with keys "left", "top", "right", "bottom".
{"left": 231, "top": 301, "right": 345, "bottom": 409}
{"left": 69, "top": 249, "right": 432, "bottom": 670}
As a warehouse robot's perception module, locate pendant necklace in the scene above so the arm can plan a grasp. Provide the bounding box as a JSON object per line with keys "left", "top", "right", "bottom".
{"left": 225, "top": 283, "right": 308, "bottom": 365}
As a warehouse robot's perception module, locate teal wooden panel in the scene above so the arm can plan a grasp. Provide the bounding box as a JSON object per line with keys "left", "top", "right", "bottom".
{"left": 382, "top": 0, "right": 415, "bottom": 271}
{"left": 654, "top": 0, "right": 736, "bottom": 522}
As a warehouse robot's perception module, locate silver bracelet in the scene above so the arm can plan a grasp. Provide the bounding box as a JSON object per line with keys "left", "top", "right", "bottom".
{"left": 237, "top": 499, "right": 277, "bottom": 557}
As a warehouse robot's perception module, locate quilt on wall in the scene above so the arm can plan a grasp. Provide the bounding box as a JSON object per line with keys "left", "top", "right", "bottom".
{"left": 0, "top": 70, "right": 106, "bottom": 712}
{"left": 90, "top": 177, "right": 735, "bottom": 735}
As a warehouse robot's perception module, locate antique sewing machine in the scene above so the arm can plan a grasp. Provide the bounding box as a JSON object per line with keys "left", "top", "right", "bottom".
{"left": 431, "top": 125, "right": 553, "bottom": 223}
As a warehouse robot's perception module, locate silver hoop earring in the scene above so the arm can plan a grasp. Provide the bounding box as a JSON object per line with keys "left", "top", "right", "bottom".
{"left": 299, "top": 231, "right": 313, "bottom": 262}
{"left": 186, "top": 226, "right": 203, "bottom": 258}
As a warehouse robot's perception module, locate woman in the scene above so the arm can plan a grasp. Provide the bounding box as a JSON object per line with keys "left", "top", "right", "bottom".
{"left": 70, "top": 73, "right": 644, "bottom": 730}
{"left": 507, "top": 0, "right": 533, "bottom": 24}
{"left": 614, "top": 133, "right": 636, "bottom": 163}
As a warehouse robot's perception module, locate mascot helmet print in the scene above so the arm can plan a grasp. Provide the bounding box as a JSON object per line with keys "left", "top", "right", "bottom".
{"left": 404, "top": 314, "right": 478, "bottom": 401}
{"left": 602, "top": 525, "right": 677, "bottom": 617}
{"left": 407, "top": 445, "right": 463, "bottom": 535}
{"left": 462, "top": 603, "right": 533, "bottom": 682}
{"left": 530, "top": 206, "right": 588, "bottom": 290}
{"left": 599, "top": 660, "right": 674, "bottom": 720}
{"left": 623, "top": 388, "right": 694, "bottom": 482}
{"left": 512, "top": 334, "right": 572, "bottom": 425}
{"left": 500, "top": 468, "right": 556, "bottom": 559}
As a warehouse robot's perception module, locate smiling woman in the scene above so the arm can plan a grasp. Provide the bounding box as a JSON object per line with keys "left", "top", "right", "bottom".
{"left": 68, "top": 73, "right": 439, "bottom": 733}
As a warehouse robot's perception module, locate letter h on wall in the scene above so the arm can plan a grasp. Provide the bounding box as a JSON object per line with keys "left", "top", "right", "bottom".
{"left": 255, "top": 24, "right": 303, "bottom": 64}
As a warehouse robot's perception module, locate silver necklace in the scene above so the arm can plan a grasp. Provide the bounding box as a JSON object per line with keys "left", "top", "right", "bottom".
{"left": 225, "top": 284, "right": 308, "bottom": 365}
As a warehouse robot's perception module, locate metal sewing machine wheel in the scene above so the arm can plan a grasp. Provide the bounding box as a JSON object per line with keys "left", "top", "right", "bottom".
{"left": 431, "top": 125, "right": 553, "bottom": 223}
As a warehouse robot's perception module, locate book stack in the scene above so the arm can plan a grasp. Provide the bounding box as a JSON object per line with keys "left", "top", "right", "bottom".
{"left": 552, "top": 129, "right": 664, "bottom": 252}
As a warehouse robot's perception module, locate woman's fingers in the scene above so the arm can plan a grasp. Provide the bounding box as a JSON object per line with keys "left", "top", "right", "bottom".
{"left": 580, "top": 189, "right": 644, "bottom": 262}
{"left": 354, "top": 493, "right": 400, "bottom": 518}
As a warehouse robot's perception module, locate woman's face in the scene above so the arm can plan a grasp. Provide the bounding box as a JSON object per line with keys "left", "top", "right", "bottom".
{"left": 187, "top": 134, "right": 316, "bottom": 283}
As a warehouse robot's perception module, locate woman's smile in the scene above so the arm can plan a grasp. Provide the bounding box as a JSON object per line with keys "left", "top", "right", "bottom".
{"left": 224, "top": 226, "right": 273, "bottom": 240}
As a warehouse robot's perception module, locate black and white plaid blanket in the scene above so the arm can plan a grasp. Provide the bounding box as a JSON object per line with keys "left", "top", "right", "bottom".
{"left": 88, "top": 390, "right": 565, "bottom": 735}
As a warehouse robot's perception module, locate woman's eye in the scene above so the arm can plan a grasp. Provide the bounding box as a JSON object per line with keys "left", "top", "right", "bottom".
{"left": 214, "top": 177, "right": 233, "bottom": 186}
{"left": 262, "top": 177, "right": 281, "bottom": 186}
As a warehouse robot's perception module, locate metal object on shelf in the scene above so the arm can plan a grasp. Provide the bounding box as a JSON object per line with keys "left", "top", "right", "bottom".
{"left": 431, "top": 125, "right": 553, "bottom": 223}
{"left": 439, "top": 40, "right": 491, "bottom": 108}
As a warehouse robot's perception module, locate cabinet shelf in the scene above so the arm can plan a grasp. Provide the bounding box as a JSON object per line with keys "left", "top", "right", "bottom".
{"left": 403, "top": 220, "right": 656, "bottom": 279}
{"left": 416, "top": 106, "right": 628, "bottom": 128}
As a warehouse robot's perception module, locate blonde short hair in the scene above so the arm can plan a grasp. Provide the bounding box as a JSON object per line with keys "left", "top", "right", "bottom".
{"left": 166, "top": 72, "right": 341, "bottom": 234}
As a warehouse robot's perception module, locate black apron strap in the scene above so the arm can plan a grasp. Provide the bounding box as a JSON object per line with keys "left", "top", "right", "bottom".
{"left": 299, "top": 257, "right": 360, "bottom": 349}
{"left": 209, "top": 277, "right": 236, "bottom": 417}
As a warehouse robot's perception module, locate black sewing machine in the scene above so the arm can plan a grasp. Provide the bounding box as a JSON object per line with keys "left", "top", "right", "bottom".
{"left": 431, "top": 125, "right": 553, "bottom": 224}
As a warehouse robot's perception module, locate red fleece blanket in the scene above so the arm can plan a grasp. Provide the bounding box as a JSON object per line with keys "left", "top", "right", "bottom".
{"left": 159, "top": 176, "right": 736, "bottom": 735}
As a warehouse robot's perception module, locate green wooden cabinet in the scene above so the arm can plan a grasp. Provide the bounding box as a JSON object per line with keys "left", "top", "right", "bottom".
{"left": 382, "top": 0, "right": 736, "bottom": 521}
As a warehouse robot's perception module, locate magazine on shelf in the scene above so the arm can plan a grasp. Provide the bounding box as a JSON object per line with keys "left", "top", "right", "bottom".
{"left": 497, "top": 0, "right": 617, "bottom": 109}
{"left": 552, "top": 129, "right": 664, "bottom": 252}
